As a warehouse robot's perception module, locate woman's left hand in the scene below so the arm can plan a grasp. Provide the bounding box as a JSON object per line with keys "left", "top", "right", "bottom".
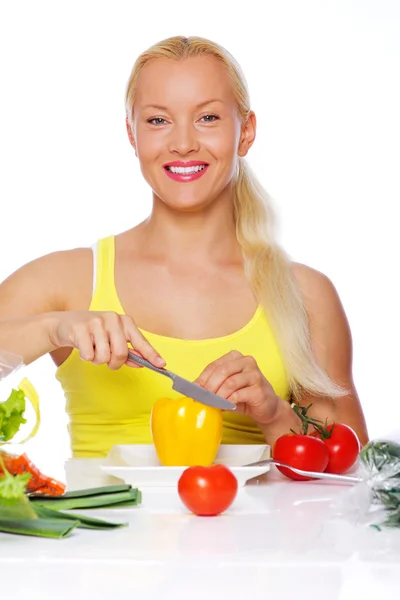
{"left": 195, "top": 350, "right": 279, "bottom": 425}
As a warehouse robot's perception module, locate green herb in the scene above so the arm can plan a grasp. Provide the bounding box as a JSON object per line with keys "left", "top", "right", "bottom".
{"left": 0, "top": 463, "right": 30, "bottom": 500}
{"left": 359, "top": 440, "right": 400, "bottom": 475}
{"left": 0, "top": 452, "right": 37, "bottom": 521}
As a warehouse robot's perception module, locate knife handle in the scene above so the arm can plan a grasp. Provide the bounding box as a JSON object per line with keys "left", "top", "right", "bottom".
{"left": 127, "top": 351, "right": 172, "bottom": 378}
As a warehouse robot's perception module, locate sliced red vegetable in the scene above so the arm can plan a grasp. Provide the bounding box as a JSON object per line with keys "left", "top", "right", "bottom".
{"left": 0, "top": 451, "right": 66, "bottom": 496}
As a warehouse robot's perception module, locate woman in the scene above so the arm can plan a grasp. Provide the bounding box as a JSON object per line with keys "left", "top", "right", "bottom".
{"left": 0, "top": 36, "right": 368, "bottom": 457}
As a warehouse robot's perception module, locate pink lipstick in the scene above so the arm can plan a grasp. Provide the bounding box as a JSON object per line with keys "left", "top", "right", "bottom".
{"left": 163, "top": 160, "right": 209, "bottom": 182}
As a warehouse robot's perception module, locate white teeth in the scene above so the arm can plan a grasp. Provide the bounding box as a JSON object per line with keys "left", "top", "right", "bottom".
{"left": 168, "top": 165, "right": 207, "bottom": 174}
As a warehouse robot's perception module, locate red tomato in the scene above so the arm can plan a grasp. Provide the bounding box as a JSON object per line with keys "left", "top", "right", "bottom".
{"left": 273, "top": 434, "right": 329, "bottom": 481}
{"left": 177, "top": 464, "right": 238, "bottom": 516}
{"left": 314, "top": 423, "right": 360, "bottom": 474}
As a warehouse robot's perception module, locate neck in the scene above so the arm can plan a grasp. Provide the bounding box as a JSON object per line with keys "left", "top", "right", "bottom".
{"left": 136, "top": 189, "right": 242, "bottom": 265}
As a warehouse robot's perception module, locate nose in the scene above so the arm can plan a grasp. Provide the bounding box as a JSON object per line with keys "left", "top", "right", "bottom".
{"left": 168, "top": 121, "right": 200, "bottom": 156}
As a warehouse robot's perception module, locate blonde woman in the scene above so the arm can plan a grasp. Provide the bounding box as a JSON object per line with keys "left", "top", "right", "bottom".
{"left": 0, "top": 36, "right": 368, "bottom": 458}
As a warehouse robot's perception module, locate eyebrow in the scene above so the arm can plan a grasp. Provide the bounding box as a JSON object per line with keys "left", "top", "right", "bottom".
{"left": 142, "top": 99, "right": 224, "bottom": 111}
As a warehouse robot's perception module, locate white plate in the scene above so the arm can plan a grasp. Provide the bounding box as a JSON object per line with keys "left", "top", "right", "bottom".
{"left": 100, "top": 444, "right": 270, "bottom": 487}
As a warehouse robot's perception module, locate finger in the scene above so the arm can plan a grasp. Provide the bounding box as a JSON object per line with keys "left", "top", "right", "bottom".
{"left": 122, "top": 317, "right": 166, "bottom": 368}
{"left": 195, "top": 350, "right": 243, "bottom": 387}
{"left": 200, "top": 357, "right": 248, "bottom": 394}
{"left": 125, "top": 348, "right": 145, "bottom": 368}
{"left": 215, "top": 372, "right": 258, "bottom": 400}
{"left": 225, "top": 387, "right": 254, "bottom": 417}
{"left": 73, "top": 325, "right": 96, "bottom": 362}
{"left": 89, "top": 319, "right": 111, "bottom": 364}
{"left": 101, "top": 313, "right": 140, "bottom": 368}
{"left": 108, "top": 327, "right": 131, "bottom": 370}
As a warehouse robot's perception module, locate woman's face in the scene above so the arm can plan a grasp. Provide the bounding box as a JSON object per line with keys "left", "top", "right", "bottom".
{"left": 129, "top": 55, "right": 255, "bottom": 212}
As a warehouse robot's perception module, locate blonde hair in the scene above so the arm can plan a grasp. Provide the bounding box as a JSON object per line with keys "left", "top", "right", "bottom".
{"left": 125, "top": 36, "right": 346, "bottom": 401}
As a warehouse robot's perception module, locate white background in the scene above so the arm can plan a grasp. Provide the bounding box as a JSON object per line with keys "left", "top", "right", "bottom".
{"left": 0, "top": 1, "right": 399, "bottom": 480}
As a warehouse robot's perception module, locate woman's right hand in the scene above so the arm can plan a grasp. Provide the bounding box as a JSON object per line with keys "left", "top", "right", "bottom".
{"left": 50, "top": 310, "right": 165, "bottom": 370}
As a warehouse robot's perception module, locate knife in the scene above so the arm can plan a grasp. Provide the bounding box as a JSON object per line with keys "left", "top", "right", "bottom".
{"left": 127, "top": 351, "right": 236, "bottom": 411}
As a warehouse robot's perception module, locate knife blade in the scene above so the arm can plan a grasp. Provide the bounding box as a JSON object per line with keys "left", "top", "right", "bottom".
{"left": 127, "top": 351, "right": 236, "bottom": 411}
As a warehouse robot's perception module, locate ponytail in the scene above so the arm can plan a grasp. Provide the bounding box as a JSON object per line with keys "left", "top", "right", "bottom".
{"left": 234, "top": 159, "right": 347, "bottom": 400}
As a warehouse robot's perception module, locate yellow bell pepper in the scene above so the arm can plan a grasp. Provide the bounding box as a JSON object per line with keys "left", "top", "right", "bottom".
{"left": 150, "top": 396, "right": 222, "bottom": 466}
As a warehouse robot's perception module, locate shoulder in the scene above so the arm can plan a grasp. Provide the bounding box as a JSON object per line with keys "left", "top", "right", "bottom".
{"left": 8, "top": 246, "right": 93, "bottom": 282}
{"left": 291, "top": 261, "right": 333, "bottom": 290}
{"left": 0, "top": 246, "right": 94, "bottom": 313}
{"left": 291, "top": 262, "right": 342, "bottom": 311}
{"left": 290, "top": 261, "right": 351, "bottom": 341}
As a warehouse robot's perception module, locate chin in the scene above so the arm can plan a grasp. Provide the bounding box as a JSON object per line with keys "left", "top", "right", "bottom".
{"left": 157, "top": 192, "right": 216, "bottom": 213}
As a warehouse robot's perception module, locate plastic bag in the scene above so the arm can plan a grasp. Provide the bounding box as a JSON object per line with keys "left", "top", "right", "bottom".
{"left": 334, "top": 439, "right": 400, "bottom": 529}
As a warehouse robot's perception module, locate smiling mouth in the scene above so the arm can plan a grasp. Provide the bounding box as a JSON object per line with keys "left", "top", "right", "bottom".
{"left": 164, "top": 164, "right": 208, "bottom": 174}
{"left": 163, "top": 162, "right": 210, "bottom": 182}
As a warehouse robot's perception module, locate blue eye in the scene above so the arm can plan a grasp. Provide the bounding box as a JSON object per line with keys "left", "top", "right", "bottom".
{"left": 200, "top": 114, "right": 219, "bottom": 122}
{"left": 148, "top": 118, "right": 167, "bottom": 125}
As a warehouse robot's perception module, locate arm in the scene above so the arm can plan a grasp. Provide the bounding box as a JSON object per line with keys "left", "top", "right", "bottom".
{"left": 0, "top": 250, "right": 88, "bottom": 364}
{"left": 288, "top": 263, "right": 368, "bottom": 444}
{"left": 0, "top": 249, "right": 164, "bottom": 368}
{"left": 260, "top": 265, "right": 368, "bottom": 446}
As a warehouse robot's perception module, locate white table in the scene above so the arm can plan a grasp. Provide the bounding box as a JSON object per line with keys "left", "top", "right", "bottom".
{"left": 1, "top": 467, "right": 400, "bottom": 600}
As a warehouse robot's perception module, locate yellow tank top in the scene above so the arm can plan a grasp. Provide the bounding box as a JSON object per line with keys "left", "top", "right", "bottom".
{"left": 56, "top": 236, "right": 290, "bottom": 457}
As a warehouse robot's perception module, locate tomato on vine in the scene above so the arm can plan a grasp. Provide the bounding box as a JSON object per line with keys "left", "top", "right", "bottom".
{"left": 313, "top": 423, "right": 360, "bottom": 474}
{"left": 273, "top": 433, "right": 329, "bottom": 481}
{"left": 273, "top": 403, "right": 361, "bottom": 480}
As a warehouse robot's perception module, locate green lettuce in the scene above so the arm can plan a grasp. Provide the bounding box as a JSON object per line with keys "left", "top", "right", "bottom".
{"left": 0, "top": 387, "right": 32, "bottom": 520}
{"left": 0, "top": 388, "right": 27, "bottom": 442}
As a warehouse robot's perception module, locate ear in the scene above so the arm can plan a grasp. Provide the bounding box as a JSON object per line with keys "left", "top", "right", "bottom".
{"left": 125, "top": 117, "right": 137, "bottom": 155}
{"left": 238, "top": 111, "right": 256, "bottom": 157}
